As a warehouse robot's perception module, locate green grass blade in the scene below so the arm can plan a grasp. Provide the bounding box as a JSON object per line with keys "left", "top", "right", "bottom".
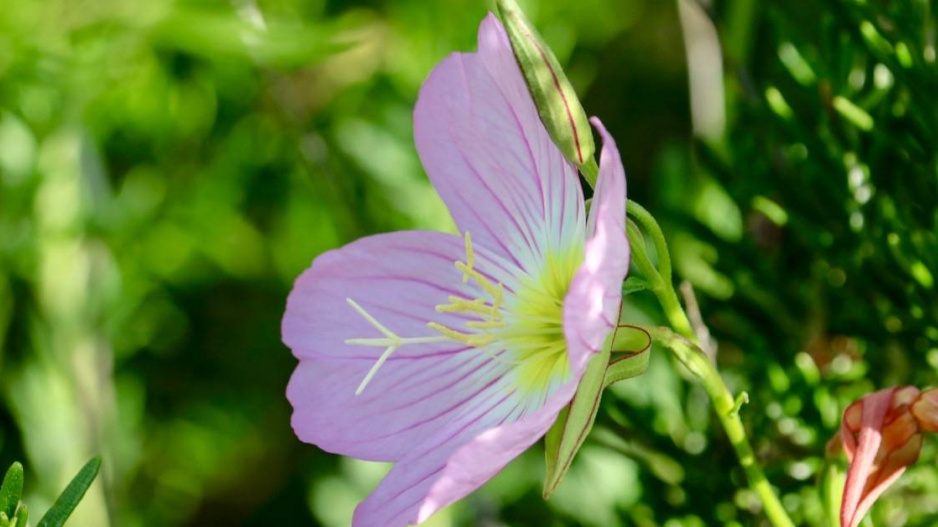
{"left": 36, "top": 457, "right": 101, "bottom": 527}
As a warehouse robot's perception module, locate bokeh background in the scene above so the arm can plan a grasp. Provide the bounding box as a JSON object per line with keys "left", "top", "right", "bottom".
{"left": 1, "top": 0, "right": 936, "bottom": 525}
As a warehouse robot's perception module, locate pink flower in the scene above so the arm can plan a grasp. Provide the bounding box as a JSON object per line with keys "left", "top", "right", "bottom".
{"left": 839, "top": 386, "right": 938, "bottom": 527}
{"left": 282, "top": 14, "right": 629, "bottom": 527}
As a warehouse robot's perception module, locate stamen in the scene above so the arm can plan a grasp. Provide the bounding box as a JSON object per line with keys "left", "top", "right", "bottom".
{"left": 344, "top": 230, "right": 573, "bottom": 397}
{"left": 461, "top": 231, "right": 474, "bottom": 283}
{"left": 455, "top": 261, "right": 503, "bottom": 300}
{"left": 466, "top": 320, "right": 508, "bottom": 330}
{"left": 427, "top": 322, "right": 493, "bottom": 346}
{"left": 346, "top": 336, "right": 450, "bottom": 346}
{"left": 490, "top": 283, "right": 504, "bottom": 321}
{"left": 435, "top": 296, "right": 489, "bottom": 315}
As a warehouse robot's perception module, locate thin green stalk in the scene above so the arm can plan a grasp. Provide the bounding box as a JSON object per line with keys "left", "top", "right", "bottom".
{"left": 579, "top": 157, "right": 599, "bottom": 188}
{"left": 627, "top": 201, "right": 693, "bottom": 339}
{"left": 648, "top": 327, "right": 794, "bottom": 527}
{"left": 627, "top": 200, "right": 672, "bottom": 285}
{"left": 653, "top": 276, "right": 696, "bottom": 342}
{"left": 627, "top": 203, "right": 794, "bottom": 527}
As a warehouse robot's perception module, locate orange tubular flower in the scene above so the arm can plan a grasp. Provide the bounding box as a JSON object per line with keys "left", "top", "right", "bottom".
{"left": 839, "top": 386, "right": 938, "bottom": 527}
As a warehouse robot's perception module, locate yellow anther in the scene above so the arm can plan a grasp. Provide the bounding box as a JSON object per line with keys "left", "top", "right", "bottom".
{"left": 466, "top": 320, "right": 508, "bottom": 330}
{"left": 468, "top": 334, "right": 496, "bottom": 347}
{"left": 455, "top": 261, "right": 503, "bottom": 302}
{"left": 462, "top": 232, "right": 475, "bottom": 283}
{"left": 428, "top": 322, "right": 495, "bottom": 346}
{"left": 435, "top": 297, "right": 489, "bottom": 315}
{"left": 490, "top": 283, "right": 504, "bottom": 321}
{"left": 427, "top": 322, "right": 474, "bottom": 344}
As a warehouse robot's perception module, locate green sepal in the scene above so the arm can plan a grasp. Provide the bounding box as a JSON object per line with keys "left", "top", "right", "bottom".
{"left": 621, "top": 276, "right": 650, "bottom": 296}
{"left": 605, "top": 355, "right": 650, "bottom": 389}
{"left": 543, "top": 331, "right": 612, "bottom": 498}
{"left": 605, "top": 325, "right": 651, "bottom": 388}
{"left": 495, "top": 0, "right": 597, "bottom": 184}
{"left": 37, "top": 457, "right": 101, "bottom": 527}
{"left": 0, "top": 462, "right": 24, "bottom": 521}
{"left": 543, "top": 325, "right": 652, "bottom": 497}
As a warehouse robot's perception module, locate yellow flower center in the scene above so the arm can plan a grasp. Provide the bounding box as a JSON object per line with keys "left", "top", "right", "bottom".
{"left": 345, "top": 232, "right": 581, "bottom": 396}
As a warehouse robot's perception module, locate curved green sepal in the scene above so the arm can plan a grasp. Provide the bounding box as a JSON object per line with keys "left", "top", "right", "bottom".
{"left": 622, "top": 276, "right": 650, "bottom": 296}
{"left": 603, "top": 326, "right": 651, "bottom": 389}
{"left": 37, "top": 457, "right": 101, "bottom": 527}
{"left": 495, "top": 0, "right": 596, "bottom": 184}
{"left": 543, "top": 324, "right": 651, "bottom": 497}
{"left": 543, "top": 330, "right": 612, "bottom": 498}
{"left": 0, "top": 462, "right": 24, "bottom": 521}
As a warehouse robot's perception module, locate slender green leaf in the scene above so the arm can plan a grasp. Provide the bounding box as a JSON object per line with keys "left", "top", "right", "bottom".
{"left": 0, "top": 463, "right": 23, "bottom": 520}
{"left": 37, "top": 457, "right": 101, "bottom": 527}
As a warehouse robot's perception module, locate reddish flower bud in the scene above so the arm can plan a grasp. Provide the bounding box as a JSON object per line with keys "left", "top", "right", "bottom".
{"left": 839, "top": 386, "right": 938, "bottom": 527}
{"left": 911, "top": 389, "right": 938, "bottom": 433}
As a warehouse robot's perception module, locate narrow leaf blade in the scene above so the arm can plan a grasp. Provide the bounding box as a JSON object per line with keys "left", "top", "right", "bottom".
{"left": 0, "top": 462, "right": 24, "bottom": 520}
{"left": 37, "top": 457, "right": 101, "bottom": 527}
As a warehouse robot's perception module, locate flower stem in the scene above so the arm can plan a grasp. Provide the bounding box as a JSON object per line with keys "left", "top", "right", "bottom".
{"left": 648, "top": 327, "right": 794, "bottom": 527}
{"left": 627, "top": 202, "right": 795, "bottom": 527}
{"left": 652, "top": 275, "right": 696, "bottom": 342}
{"left": 626, "top": 201, "right": 672, "bottom": 285}
{"left": 579, "top": 157, "right": 599, "bottom": 188}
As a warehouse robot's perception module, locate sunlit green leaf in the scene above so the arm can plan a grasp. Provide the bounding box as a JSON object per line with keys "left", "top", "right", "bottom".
{"left": 0, "top": 463, "right": 23, "bottom": 521}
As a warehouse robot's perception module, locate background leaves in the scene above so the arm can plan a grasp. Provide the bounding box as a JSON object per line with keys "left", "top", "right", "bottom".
{"left": 0, "top": 0, "right": 935, "bottom": 526}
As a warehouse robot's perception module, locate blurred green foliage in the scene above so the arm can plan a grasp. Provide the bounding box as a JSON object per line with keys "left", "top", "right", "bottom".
{"left": 0, "top": 0, "right": 935, "bottom": 526}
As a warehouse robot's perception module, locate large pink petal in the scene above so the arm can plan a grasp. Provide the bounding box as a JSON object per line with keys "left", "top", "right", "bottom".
{"left": 351, "top": 376, "right": 580, "bottom": 527}
{"left": 353, "top": 119, "right": 631, "bottom": 527}
{"left": 563, "top": 118, "right": 630, "bottom": 374}
{"left": 284, "top": 231, "right": 516, "bottom": 461}
{"left": 413, "top": 14, "right": 585, "bottom": 273}
{"left": 416, "top": 381, "right": 579, "bottom": 523}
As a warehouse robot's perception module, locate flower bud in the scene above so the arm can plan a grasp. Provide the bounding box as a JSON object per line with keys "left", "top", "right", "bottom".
{"left": 838, "top": 386, "right": 938, "bottom": 527}
{"left": 496, "top": 0, "right": 598, "bottom": 183}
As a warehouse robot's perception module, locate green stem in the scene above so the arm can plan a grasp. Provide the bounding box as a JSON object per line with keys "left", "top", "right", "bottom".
{"left": 653, "top": 275, "right": 696, "bottom": 342}
{"left": 579, "top": 157, "right": 599, "bottom": 188}
{"left": 648, "top": 327, "right": 794, "bottom": 527}
{"left": 627, "top": 204, "right": 794, "bottom": 527}
{"left": 627, "top": 200, "right": 672, "bottom": 286}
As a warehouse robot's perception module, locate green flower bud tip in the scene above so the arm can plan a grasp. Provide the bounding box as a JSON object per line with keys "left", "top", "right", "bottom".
{"left": 496, "top": 0, "right": 597, "bottom": 181}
